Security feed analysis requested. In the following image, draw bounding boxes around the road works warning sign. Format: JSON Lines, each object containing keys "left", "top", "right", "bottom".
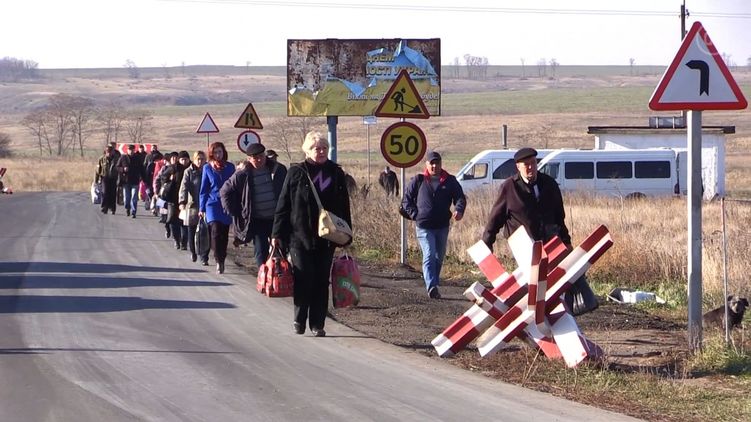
{"left": 650, "top": 21, "right": 747, "bottom": 111}
{"left": 374, "top": 69, "right": 430, "bottom": 119}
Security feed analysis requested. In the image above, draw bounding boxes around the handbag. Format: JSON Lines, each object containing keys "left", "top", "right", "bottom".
{"left": 260, "top": 246, "right": 294, "bottom": 298}
{"left": 305, "top": 172, "right": 352, "bottom": 246}
{"left": 330, "top": 252, "right": 361, "bottom": 308}
{"left": 195, "top": 215, "right": 210, "bottom": 256}
{"left": 91, "top": 181, "right": 102, "bottom": 204}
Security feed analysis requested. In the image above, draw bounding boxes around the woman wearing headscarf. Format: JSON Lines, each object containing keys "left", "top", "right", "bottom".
{"left": 271, "top": 131, "right": 352, "bottom": 337}
{"left": 199, "top": 142, "right": 235, "bottom": 274}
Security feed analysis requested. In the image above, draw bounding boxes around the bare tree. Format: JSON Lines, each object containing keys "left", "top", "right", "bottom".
{"left": 548, "top": 58, "right": 559, "bottom": 79}
{"left": 265, "top": 117, "right": 320, "bottom": 161}
{"left": 0, "top": 56, "right": 39, "bottom": 82}
{"left": 68, "top": 96, "right": 96, "bottom": 157}
{"left": 97, "top": 102, "right": 126, "bottom": 147}
{"left": 21, "top": 112, "right": 52, "bottom": 155}
{"left": 124, "top": 59, "right": 140, "bottom": 79}
{"left": 47, "top": 94, "right": 77, "bottom": 156}
{"left": 124, "top": 110, "right": 152, "bottom": 145}
{"left": 536, "top": 58, "right": 547, "bottom": 78}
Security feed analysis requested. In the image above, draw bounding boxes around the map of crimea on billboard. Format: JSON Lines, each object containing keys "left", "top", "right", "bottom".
{"left": 287, "top": 38, "right": 441, "bottom": 117}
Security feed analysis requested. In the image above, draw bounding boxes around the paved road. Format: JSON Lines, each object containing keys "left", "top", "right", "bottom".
{"left": 0, "top": 192, "right": 642, "bottom": 421}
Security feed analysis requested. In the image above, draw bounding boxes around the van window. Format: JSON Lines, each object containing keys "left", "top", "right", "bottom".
{"left": 540, "top": 162, "right": 559, "bottom": 179}
{"left": 635, "top": 161, "right": 671, "bottom": 178}
{"left": 564, "top": 162, "right": 593, "bottom": 179}
{"left": 492, "top": 159, "right": 517, "bottom": 179}
{"left": 462, "top": 162, "right": 487, "bottom": 180}
{"left": 597, "top": 161, "right": 632, "bottom": 179}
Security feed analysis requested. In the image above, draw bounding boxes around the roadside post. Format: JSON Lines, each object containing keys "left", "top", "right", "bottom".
{"left": 196, "top": 112, "right": 220, "bottom": 147}
{"left": 233, "top": 102, "right": 264, "bottom": 154}
{"left": 375, "top": 69, "right": 431, "bottom": 265}
{"left": 363, "top": 116, "right": 377, "bottom": 185}
{"left": 649, "top": 21, "right": 747, "bottom": 352}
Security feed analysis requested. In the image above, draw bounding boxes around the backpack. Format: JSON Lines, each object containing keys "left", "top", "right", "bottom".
{"left": 398, "top": 174, "right": 423, "bottom": 220}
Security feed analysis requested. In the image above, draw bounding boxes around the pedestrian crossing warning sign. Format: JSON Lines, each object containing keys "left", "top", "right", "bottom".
{"left": 234, "top": 102, "right": 264, "bottom": 129}
{"left": 374, "top": 69, "right": 430, "bottom": 119}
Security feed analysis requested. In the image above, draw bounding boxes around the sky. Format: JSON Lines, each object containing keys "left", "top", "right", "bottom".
{"left": 3, "top": 0, "right": 750, "bottom": 69}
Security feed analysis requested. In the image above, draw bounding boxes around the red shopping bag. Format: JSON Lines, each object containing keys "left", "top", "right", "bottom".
{"left": 260, "top": 247, "right": 294, "bottom": 298}
{"left": 330, "top": 252, "right": 361, "bottom": 308}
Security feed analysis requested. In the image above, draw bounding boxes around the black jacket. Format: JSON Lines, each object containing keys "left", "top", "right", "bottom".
{"left": 117, "top": 153, "right": 143, "bottom": 186}
{"left": 482, "top": 172, "right": 571, "bottom": 249}
{"left": 272, "top": 160, "right": 351, "bottom": 251}
{"left": 220, "top": 161, "right": 288, "bottom": 243}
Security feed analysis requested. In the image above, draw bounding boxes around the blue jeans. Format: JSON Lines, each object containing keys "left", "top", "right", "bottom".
{"left": 123, "top": 183, "right": 139, "bottom": 214}
{"left": 415, "top": 225, "right": 449, "bottom": 291}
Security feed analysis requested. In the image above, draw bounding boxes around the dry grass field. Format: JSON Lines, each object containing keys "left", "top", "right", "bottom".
{"left": 2, "top": 66, "right": 751, "bottom": 421}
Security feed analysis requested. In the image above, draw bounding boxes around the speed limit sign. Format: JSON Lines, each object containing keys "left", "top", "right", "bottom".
{"left": 380, "top": 122, "right": 427, "bottom": 168}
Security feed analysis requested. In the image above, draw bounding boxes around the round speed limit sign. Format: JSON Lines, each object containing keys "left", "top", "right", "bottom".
{"left": 380, "top": 122, "right": 427, "bottom": 168}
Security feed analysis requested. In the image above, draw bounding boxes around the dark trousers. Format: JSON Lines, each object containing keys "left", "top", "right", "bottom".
{"left": 290, "top": 246, "right": 334, "bottom": 330}
{"left": 170, "top": 222, "right": 187, "bottom": 247}
{"left": 209, "top": 221, "right": 230, "bottom": 264}
{"left": 100, "top": 177, "right": 117, "bottom": 212}
{"left": 251, "top": 218, "right": 274, "bottom": 267}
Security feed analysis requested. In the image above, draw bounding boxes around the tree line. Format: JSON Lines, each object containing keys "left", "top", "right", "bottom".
{"left": 20, "top": 94, "right": 152, "bottom": 157}
{"left": 0, "top": 57, "right": 40, "bottom": 82}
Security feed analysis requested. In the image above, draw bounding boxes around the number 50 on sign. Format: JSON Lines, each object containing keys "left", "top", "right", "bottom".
{"left": 380, "top": 122, "right": 427, "bottom": 168}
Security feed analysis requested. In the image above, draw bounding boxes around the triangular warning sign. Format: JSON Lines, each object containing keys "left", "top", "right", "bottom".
{"left": 234, "top": 102, "right": 264, "bottom": 129}
{"left": 650, "top": 21, "right": 747, "bottom": 111}
{"left": 374, "top": 69, "right": 430, "bottom": 119}
{"left": 196, "top": 112, "right": 220, "bottom": 133}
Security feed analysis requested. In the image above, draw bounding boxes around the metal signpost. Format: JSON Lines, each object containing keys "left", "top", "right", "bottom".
{"left": 375, "top": 70, "right": 430, "bottom": 265}
{"left": 649, "top": 21, "right": 747, "bottom": 352}
{"left": 363, "top": 116, "right": 377, "bottom": 185}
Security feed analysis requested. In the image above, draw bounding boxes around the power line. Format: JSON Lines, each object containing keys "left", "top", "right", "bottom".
{"left": 158, "top": 0, "right": 679, "bottom": 16}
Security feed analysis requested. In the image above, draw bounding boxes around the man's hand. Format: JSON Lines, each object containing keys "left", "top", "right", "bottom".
{"left": 271, "top": 238, "right": 283, "bottom": 249}
{"left": 453, "top": 211, "right": 464, "bottom": 221}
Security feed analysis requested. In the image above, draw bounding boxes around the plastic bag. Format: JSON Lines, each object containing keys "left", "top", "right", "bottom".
{"left": 330, "top": 252, "right": 361, "bottom": 308}
{"left": 91, "top": 181, "right": 102, "bottom": 204}
{"left": 195, "top": 216, "right": 210, "bottom": 257}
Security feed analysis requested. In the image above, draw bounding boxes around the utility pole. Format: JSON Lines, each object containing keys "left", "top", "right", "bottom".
{"left": 680, "top": 1, "right": 689, "bottom": 120}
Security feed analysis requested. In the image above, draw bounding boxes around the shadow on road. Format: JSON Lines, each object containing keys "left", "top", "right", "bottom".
{"left": 0, "top": 295, "right": 236, "bottom": 313}
{"left": 0, "top": 262, "right": 205, "bottom": 274}
{"left": 0, "top": 275, "right": 232, "bottom": 289}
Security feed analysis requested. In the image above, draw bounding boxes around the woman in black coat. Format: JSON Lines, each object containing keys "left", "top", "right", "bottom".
{"left": 271, "top": 131, "right": 352, "bottom": 337}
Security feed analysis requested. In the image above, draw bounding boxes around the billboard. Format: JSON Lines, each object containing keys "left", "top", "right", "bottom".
{"left": 287, "top": 38, "right": 441, "bottom": 117}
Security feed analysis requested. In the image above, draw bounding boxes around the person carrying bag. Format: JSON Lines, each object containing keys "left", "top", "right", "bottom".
{"left": 305, "top": 172, "right": 352, "bottom": 246}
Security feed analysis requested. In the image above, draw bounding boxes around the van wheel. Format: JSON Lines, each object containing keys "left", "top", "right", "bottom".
{"left": 625, "top": 192, "right": 646, "bottom": 200}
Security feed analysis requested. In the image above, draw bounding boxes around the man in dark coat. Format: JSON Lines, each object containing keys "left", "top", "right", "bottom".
{"left": 220, "top": 143, "right": 288, "bottom": 269}
{"left": 96, "top": 145, "right": 119, "bottom": 214}
{"left": 117, "top": 144, "right": 144, "bottom": 218}
{"left": 378, "top": 166, "right": 399, "bottom": 196}
{"left": 482, "top": 147, "right": 597, "bottom": 316}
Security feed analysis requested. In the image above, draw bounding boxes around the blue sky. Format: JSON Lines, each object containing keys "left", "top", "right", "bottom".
{"left": 3, "top": 0, "right": 750, "bottom": 69}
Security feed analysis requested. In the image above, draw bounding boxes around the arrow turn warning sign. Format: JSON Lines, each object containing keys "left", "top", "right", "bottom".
{"left": 649, "top": 21, "right": 747, "bottom": 111}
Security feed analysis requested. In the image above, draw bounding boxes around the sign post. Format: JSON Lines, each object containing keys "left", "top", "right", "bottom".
{"left": 196, "top": 112, "right": 220, "bottom": 147}
{"left": 363, "top": 116, "right": 377, "bottom": 185}
{"left": 649, "top": 21, "right": 747, "bottom": 352}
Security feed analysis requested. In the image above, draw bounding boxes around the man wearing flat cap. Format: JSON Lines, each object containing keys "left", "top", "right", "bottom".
{"left": 482, "top": 147, "right": 598, "bottom": 315}
{"left": 401, "top": 151, "right": 466, "bottom": 299}
{"left": 221, "top": 142, "right": 288, "bottom": 271}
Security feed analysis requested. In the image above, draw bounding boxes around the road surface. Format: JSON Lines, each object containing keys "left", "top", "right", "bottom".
{"left": 0, "top": 192, "right": 641, "bottom": 421}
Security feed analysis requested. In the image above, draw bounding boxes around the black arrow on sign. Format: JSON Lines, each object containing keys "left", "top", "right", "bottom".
{"left": 686, "top": 60, "right": 709, "bottom": 96}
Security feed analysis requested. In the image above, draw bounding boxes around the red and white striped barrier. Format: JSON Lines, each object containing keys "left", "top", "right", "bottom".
{"left": 432, "top": 225, "right": 612, "bottom": 367}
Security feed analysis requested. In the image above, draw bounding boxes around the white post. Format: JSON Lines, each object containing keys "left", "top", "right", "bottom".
{"left": 721, "top": 196, "right": 730, "bottom": 345}
{"left": 687, "top": 110, "right": 703, "bottom": 353}
{"left": 367, "top": 124, "right": 371, "bottom": 186}
{"left": 400, "top": 167, "right": 407, "bottom": 265}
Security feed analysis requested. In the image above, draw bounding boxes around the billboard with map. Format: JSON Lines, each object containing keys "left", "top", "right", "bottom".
{"left": 287, "top": 38, "right": 441, "bottom": 117}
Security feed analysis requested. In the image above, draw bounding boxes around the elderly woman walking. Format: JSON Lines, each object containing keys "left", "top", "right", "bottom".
{"left": 271, "top": 131, "right": 352, "bottom": 337}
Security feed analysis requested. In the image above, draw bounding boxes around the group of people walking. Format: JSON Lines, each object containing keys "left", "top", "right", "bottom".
{"left": 94, "top": 131, "right": 353, "bottom": 337}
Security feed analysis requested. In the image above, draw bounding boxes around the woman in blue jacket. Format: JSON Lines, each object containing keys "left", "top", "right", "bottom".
{"left": 199, "top": 142, "right": 235, "bottom": 274}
